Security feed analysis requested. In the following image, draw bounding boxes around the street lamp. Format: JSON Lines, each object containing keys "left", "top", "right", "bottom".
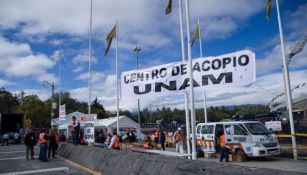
{"left": 133, "top": 45, "right": 141, "bottom": 134}
{"left": 43, "top": 81, "right": 55, "bottom": 129}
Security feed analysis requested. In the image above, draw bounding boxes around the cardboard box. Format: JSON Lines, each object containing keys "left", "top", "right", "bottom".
{"left": 232, "top": 154, "right": 247, "bottom": 162}
{"left": 204, "top": 152, "right": 216, "bottom": 158}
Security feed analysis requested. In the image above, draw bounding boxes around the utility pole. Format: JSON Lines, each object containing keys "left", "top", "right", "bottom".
{"left": 43, "top": 81, "right": 55, "bottom": 129}
{"left": 134, "top": 45, "right": 141, "bottom": 137}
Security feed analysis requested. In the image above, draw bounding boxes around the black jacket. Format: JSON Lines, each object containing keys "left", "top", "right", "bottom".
{"left": 25, "top": 132, "right": 37, "bottom": 146}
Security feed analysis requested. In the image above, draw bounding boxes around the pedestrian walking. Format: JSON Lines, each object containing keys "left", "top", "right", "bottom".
{"left": 219, "top": 130, "right": 229, "bottom": 162}
{"left": 14, "top": 132, "right": 19, "bottom": 144}
{"left": 48, "top": 130, "right": 57, "bottom": 159}
{"left": 159, "top": 130, "right": 166, "bottom": 151}
{"left": 173, "top": 127, "right": 184, "bottom": 153}
{"left": 2, "top": 133, "right": 10, "bottom": 146}
{"left": 25, "top": 128, "right": 37, "bottom": 160}
{"left": 108, "top": 131, "right": 120, "bottom": 150}
{"left": 39, "top": 129, "right": 48, "bottom": 162}
{"left": 70, "top": 116, "right": 80, "bottom": 145}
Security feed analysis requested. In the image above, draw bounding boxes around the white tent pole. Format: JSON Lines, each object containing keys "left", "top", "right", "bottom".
{"left": 116, "top": 19, "right": 120, "bottom": 134}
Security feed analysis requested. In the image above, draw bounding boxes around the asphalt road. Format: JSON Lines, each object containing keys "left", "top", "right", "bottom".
{"left": 0, "top": 144, "right": 91, "bottom": 175}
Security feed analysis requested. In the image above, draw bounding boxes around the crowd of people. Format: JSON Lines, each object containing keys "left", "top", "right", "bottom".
{"left": 1, "top": 132, "right": 22, "bottom": 146}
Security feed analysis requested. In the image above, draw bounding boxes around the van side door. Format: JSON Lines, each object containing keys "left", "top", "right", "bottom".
{"left": 224, "top": 124, "right": 249, "bottom": 150}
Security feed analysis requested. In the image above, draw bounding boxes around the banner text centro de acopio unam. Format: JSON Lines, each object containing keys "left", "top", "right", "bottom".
{"left": 121, "top": 50, "right": 256, "bottom": 99}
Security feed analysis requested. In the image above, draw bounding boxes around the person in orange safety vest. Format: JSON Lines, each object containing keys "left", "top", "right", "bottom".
{"left": 173, "top": 127, "right": 184, "bottom": 153}
{"left": 108, "top": 131, "right": 120, "bottom": 150}
{"left": 143, "top": 135, "right": 153, "bottom": 149}
{"left": 219, "top": 130, "right": 229, "bottom": 162}
{"left": 39, "top": 129, "right": 48, "bottom": 162}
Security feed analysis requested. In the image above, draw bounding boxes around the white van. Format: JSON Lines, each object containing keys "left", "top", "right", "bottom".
{"left": 196, "top": 121, "right": 280, "bottom": 157}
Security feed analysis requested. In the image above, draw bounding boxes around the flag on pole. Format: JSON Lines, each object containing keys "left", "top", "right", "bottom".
{"left": 266, "top": 0, "right": 272, "bottom": 21}
{"left": 286, "top": 35, "right": 307, "bottom": 64}
{"left": 165, "top": 0, "right": 173, "bottom": 14}
{"left": 191, "top": 24, "right": 200, "bottom": 47}
{"left": 105, "top": 25, "right": 117, "bottom": 56}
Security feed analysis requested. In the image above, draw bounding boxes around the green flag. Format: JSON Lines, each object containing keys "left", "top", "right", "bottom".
{"left": 105, "top": 25, "right": 116, "bottom": 56}
{"left": 165, "top": 0, "right": 172, "bottom": 14}
{"left": 266, "top": 0, "right": 272, "bottom": 21}
{"left": 191, "top": 24, "right": 200, "bottom": 47}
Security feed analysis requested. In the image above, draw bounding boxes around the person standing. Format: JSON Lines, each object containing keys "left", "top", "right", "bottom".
{"left": 173, "top": 127, "right": 184, "bottom": 153}
{"left": 219, "top": 130, "right": 229, "bottom": 162}
{"left": 159, "top": 130, "right": 166, "bottom": 151}
{"left": 154, "top": 130, "right": 160, "bottom": 144}
{"left": 108, "top": 131, "right": 120, "bottom": 150}
{"left": 39, "top": 129, "right": 48, "bottom": 162}
{"left": 25, "top": 128, "right": 37, "bottom": 160}
{"left": 48, "top": 130, "right": 57, "bottom": 159}
{"left": 70, "top": 116, "right": 80, "bottom": 145}
{"left": 2, "top": 133, "right": 10, "bottom": 146}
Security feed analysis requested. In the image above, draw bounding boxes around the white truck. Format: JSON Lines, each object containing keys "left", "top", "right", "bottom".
{"left": 196, "top": 121, "right": 280, "bottom": 157}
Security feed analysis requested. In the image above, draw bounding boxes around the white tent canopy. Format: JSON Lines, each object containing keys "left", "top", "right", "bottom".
{"left": 53, "top": 111, "right": 140, "bottom": 137}
{"left": 96, "top": 116, "right": 140, "bottom": 134}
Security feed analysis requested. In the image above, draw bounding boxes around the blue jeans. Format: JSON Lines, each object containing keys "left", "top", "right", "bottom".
{"left": 39, "top": 144, "right": 48, "bottom": 161}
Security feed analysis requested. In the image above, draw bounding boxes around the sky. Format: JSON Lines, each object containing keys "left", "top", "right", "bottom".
{"left": 0, "top": 0, "right": 307, "bottom": 113}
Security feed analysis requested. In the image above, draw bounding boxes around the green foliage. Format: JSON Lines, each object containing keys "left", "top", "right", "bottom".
{"left": 0, "top": 88, "right": 20, "bottom": 113}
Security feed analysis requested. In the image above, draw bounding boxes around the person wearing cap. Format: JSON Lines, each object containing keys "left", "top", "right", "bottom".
{"left": 173, "top": 127, "right": 184, "bottom": 153}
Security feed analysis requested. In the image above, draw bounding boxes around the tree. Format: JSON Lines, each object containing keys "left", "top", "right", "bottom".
{"left": 16, "top": 95, "right": 50, "bottom": 127}
{"left": 91, "top": 97, "right": 108, "bottom": 119}
{"left": 0, "top": 88, "right": 20, "bottom": 113}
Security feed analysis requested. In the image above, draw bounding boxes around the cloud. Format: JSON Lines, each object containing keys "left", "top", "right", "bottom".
{"left": 72, "top": 66, "right": 84, "bottom": 73}
{"left": 0, "top": 79, "right": 13, "bottom": 87}
{"left": 75, "top": 71, "right": 105, "bottom": 84}
{"left": 72, "top": 53, "right": 97, "bottom": 65}
{"left": 0, "top": 0, "right": 266, "bottom": 52}
{"left": 0, "top": 36, "right": 57, "bottom": 84}
{"left": 257, "top": 41, "right": 307, "bottom": 75}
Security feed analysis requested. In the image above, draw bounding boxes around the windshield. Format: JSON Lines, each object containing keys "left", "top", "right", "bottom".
{"left": 244, "top": 123, "right": 272, "bottom": 135}
{"left": 201, "top": 125, "right": 214, "bottom": 134}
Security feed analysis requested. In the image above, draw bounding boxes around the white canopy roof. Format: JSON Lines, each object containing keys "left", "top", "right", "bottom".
{"left": 96, "top": 116, "right": 140, "bottom": 130}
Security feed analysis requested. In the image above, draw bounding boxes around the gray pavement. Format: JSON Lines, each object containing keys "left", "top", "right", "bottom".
{"left": 200, "top": 156, "right": 307, "bottom": 174}
{"left": 0, "top": 144, "right": 91, "bottom": 175}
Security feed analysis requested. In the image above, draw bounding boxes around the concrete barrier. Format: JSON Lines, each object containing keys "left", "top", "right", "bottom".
{"left": 57, "top": 143, "right": 305, "bottom": 175}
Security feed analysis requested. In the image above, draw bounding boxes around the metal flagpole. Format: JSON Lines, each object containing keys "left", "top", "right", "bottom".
{"left": 88, "top": 0, "right": 93, "bottom": 114}
{"left": 178, "top": 0, "right": 191, "bottom": 158}
{"left": 58, "top": 41, "right": 61, "bottom": 133}
{"left": 116, "top": 19, "right": 120, "bottom": 134}
{"left": 197, "top": 18, "right": 208, "bottom": 123}
{"left": 275, "top": 0, "right": 297, "bottom": 159}
{"left": 185, "top": 0, "right": 197, "bottom": 160}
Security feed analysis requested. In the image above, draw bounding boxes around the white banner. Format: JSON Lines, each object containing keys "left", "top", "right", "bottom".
{"left": 59, "top": 104, "right": 66, "bottom": 119}
{"left": 84, "top": 120, "right": 95, "bottom": 143}
{"left": 265, "top": 121, "right": 282, "bottom": 131}
{"left": 121, "top": 50, "right": 256, "bottom": 99}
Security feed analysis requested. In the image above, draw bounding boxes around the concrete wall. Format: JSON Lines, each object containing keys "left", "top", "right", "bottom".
{"left": 57, "top": 143, "right": 304, "bottom": 175}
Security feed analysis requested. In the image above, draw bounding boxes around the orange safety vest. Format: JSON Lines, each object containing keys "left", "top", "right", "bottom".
{"left": 176, "top": 132, "right": 183, "bottom": 142}
{"left": 220, "top": 134, "right": 226, "bottom": 147}
{"left": 113, "top": 135, "right": 120, "bottom": 149}
{"left": 154, "top": 131, "right": 160, "bottom": 138}
{"left": 143, "top": 142, "right": 150, "bottom": 149}
{"left": 39, "top": 133, "right": 47, "bottom": 144}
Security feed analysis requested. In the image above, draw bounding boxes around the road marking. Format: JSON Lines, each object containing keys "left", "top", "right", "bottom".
{"left": 0, "top": 151, "right": 26, "bottom": 154}
{"left": 0, "top": 156, "right": 38, "bottom": 161}
{"left": 0, "top": 167, "right": 69, "bottom": 175}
